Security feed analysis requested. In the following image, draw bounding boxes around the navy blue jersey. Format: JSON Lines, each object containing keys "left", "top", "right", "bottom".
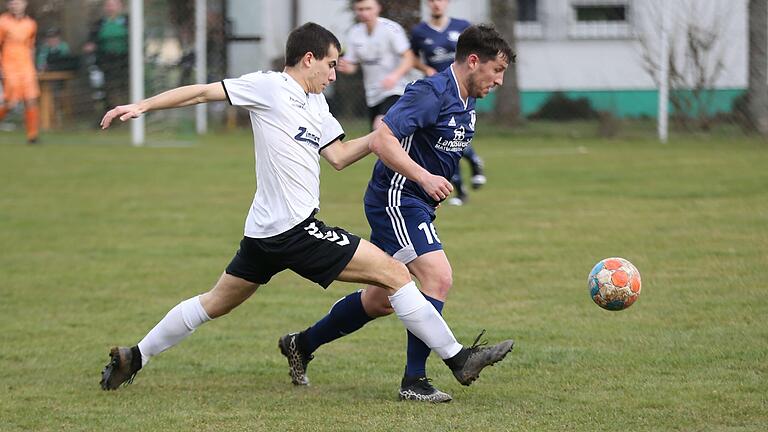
{"left": 410, "top": 18, "right": 471, "bottom": 72}
{"left": 364, "top": 66, "right": 477, "bottom": 211}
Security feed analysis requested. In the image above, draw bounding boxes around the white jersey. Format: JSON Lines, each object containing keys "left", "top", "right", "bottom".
{"left": 222, "top": 71, "right": 345, "bottom": 238}
{"left": 344, "top": 17, "right": 411, "bottom": 107}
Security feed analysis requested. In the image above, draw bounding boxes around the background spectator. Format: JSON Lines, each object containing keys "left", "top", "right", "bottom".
{"left": 83, "top": 0, "right": 128, "bottom": 109}
{"left": 36, "top": 27, "right": 73, "bottom": 71}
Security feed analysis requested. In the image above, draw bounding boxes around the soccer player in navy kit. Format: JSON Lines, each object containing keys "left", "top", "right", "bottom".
{"left": 410, "top": 0, "right": 486, "bottom": 206}
{"left": 97, "top": 22, "right": 513, "bottom": 393}
{"left": 280, "top": 25, "right": 514, "bottom": 402}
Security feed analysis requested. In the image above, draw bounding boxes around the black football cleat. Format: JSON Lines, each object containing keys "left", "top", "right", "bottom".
{"left": 398, "top": 375, "right": 452, "bottom": 403}
{"left": 100, "top": 346, "right": 142, "bottom": 390}
{"left": 471, "top": 174, "right": 487, "bottom": 189}
{"left": 448, "top": 330, "right": 514, "bottom": 386}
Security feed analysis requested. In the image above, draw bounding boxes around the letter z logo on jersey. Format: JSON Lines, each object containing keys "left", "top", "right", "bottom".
{"left": 294, "top": 127, "right": 320, "bottom": 149}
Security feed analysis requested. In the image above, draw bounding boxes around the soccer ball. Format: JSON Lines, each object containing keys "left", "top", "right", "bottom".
{"left": 588, "top": 257, "right": 641, "bottom": 311}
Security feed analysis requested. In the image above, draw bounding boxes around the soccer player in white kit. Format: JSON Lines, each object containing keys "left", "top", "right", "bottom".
{"left": 98, "top": 22, "right": 513, "bottom": 393}
{"left": 337, "top": 0, "right": 415, "bottom": 130}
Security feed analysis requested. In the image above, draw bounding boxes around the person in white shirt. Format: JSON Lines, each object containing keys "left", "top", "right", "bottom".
{"left": 337, "top": 0, "right": 415, "bottom": 130}
{"left": 97, "top": 22, "right": 513, "bottom": 393}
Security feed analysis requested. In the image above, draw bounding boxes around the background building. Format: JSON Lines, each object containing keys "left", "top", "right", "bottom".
{"left": 228, "top": 0, "right": 748, "bottom": 118}
{"left": 14, "top": 0, "right": 755, "bottom": 134}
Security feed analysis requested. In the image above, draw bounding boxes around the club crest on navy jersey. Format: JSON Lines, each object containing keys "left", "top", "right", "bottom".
{"left": 436, "top": 124, "right": 472, "bottom": 153}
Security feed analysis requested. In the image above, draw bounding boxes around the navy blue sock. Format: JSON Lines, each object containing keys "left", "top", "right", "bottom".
{"left": 303, "top": 291, "right": 373, "bottom": 355}
{"left": 404, "top": 294, "right": 444, "bottom": 378}
{"left": 463, "top": 144, "right": 483, "bottom": 175}
{"left": 451, "top": 170, "right": 466, "bottom": 198}
{"left": 463, "top": 143, "right": 477, "bottom": 161}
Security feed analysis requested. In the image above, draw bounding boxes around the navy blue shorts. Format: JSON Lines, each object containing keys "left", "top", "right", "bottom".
{"left": 364, "top": 204, "right": 442, "bottom": 264}
{"left": 226, "top": 213, "right": 361, "bottom": 288}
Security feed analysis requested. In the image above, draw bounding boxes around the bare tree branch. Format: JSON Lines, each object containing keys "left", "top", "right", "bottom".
{"left": 636, "top": 0, "right": 732, "bottom": 130}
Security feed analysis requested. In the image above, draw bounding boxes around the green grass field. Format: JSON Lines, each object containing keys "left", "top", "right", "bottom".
{"left": 1, "top": 123, "right": 766, "bottom": 431}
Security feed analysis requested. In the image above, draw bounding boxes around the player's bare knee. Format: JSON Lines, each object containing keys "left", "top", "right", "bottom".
{"left": 425, "top": 272, "right": 453, "bottom": 298}
{"left": 368, "top": 302, "right": 394, "bottom": 317}
{"left": 361, "top": 288, "right": 394, "bottom": 317}
{"left": 381, "top": 259, "right": 411, "bottom": 291}
{"left": 363, "top": 299, "right": 393, "bottom": 317}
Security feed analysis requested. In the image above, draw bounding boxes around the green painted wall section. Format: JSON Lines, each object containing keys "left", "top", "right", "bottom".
{"left": 476, "top": 88, "right": 746, "bottom": 118}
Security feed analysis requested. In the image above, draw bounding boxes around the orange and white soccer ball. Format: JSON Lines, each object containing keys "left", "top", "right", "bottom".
{"left": 588, "top": 257, "right": 642, "bottom": 310}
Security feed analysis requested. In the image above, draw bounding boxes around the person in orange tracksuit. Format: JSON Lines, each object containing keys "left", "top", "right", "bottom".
{"left": 0, "top": 0, "right": 39, "bottom": 143}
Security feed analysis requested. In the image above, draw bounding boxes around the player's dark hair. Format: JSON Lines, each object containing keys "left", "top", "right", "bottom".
{"left": 285, "top": 22, "right": 341, "bottom": 67}
{"left": 455, "top": 24, "right": 515, "bottom": 64}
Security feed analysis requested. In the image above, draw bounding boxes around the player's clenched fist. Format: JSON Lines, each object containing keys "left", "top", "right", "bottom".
{"left": 418, "top": 173, "right": 453, "bottom": 202}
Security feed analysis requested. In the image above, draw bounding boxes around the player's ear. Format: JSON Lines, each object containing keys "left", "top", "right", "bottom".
{"left": 467, "top": 53, "right": 480, "bottom": 70}
{"left": 303, "top": 51, "right": 315, "bottom": 68}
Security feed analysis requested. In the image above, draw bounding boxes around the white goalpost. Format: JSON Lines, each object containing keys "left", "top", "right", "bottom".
{"left": 657, "top": 3, "right": 670, "bottom": 144}
{"left": 195, "top": 0, "right": 208, "bottom": 135}
{"left": 129, "top": 0, "right": 144, "bottom": 146}
{"left": 129, "top": 0, "right": 208, "bottom": 146}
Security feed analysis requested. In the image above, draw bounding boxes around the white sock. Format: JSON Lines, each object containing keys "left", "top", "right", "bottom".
{"left": 136, "top": 295, "right": 211, "bottom": 367}
{"left": 388, "top": 281, "right": 463, "bottom": 359}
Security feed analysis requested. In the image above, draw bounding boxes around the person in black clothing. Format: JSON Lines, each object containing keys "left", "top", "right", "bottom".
{"left": 83, "top": 0, "right": 128, "bottom": 109}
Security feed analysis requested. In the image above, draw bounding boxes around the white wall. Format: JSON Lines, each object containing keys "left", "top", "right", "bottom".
{"left": 516, "top": 0, "right": 747, "bottom": 91}
{"left": 298, "top": 0, "right": 355, "bottom": 44}
{"left": 227, "top": 0, "right": 271, "bottom": 76}
{"left": 228, "top": 0, "right": 353, "bottom": 74}
{"left": 420, "top": 0, "right": 490, "bottom": 26}
{"left": 517, "top": 39, "right": 654, "bottom": 90}
{"left": 227, "top": 0, "right": 749, "bottom": 90}
{"left": 630, "top": 0, "right": 747, "bottom": 89}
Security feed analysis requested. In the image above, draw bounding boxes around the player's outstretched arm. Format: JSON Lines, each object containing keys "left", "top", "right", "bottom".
{"left": 369, "top": 123, "right": 453, "bottom": 202}
{"left": 320, "top": 131, "right": 375, "bottom": 171}
{"left": 413, "top": 57, "right": 437, "bottom": 77}
{"left": 382, "top": 50, "right": 415, "bottom": 90}
{"left": 100, "top": 82, "right": 226, "bottom": 129}
{"left": 336, "top": 58, "right": 358, "bottom": 75}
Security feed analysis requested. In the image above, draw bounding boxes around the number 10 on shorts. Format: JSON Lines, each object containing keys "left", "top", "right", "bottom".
{"left": 417, "top": 222, "right": 441, "bottom": 244}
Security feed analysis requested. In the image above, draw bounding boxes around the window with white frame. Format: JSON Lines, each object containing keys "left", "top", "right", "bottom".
{"left": 516, "top": 0, "right": 543, "bottom": 39}
{"left": 569, "top": 0, "right": 633, "bottom": 39}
